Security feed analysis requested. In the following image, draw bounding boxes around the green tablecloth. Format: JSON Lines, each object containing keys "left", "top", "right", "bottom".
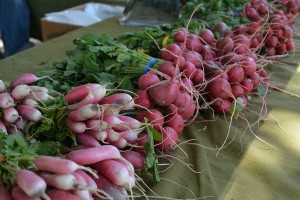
{"left": 1, "top": 17, "right": 300, "bottom": 200}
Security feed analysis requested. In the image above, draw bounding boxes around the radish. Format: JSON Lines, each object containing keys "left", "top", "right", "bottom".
{"left": 25, "top": 91, "right": 52, "bottom": 102}
{"left": 212, "top": 69, "right": 229, "bottom": 80}
{"left": 241, "top": 56, "right": 257, "bottom": 76}
{"left": 68, "top": 90, "right": 95, "bottom": 111}
{"left": 11, "top": 186, "right": 38, "bottom": 200}
{"left": 250, "top": 72, "right": 261, "bottom": 89}
{"left": 10, "top": 84, "right": 31, "bottom": 101}
{"left": 265, "top": 35, "right": 278, "bottom": 47}
{"left": 65, "top": 117, "right": 86, "bottom": 134}
{"left": 88, "top": 129, "right": 108, "bottom": 142}
{"left": 34, "top": 156, "right": 98, "bottom": 177}
{"left": 14, "top": 118, "right": 29, "bottom": 130}
{"left": 138, "top": 73, "right": 160, "bottom": 90}
{"left": 121, "top": 128, "right": 144, "bottom": 143}
{"left": 10, "top": 73, "right": 39, "bottom": 90}
{"left": 93, "top": 159, "right": 131, "bottom": 188}
{"left": 241, "top": 78, "right": 254, "bottom": 94}
{"left": 16, "top": 105, "right": 42, "bottom": 122}
{"left": 182, "top": 52, "right": 200, "bottom": 66}
{"left": 75, "top": 169, "right": 98, "bottom": 193}
{"left": 91, "top": 85, "right": 107, "bottom": 103}
{"left": 76, "top": 133, "right": 101, "bottom": 147}
{"left": 21, "top": 98, "right": 39, "bottom": 108}
{"left": 65, "top": 83, "right": 100, "bottom": 103}
{"left": 181, "top": 61, "right": 197, "bottom": 79}
{"left": 99, "top": 93, "right": 135, "bottom": 111}
{"left": 178, "top": 101, "right": 196, "bottom": 120}
{"left": 186, "top": 34, "right": 202, "bottom": 52}
{"left": 148, "top": 79, "right": 180, "bottom": 107}
{"left": 105, "top": 129, "right": 121, "bottom": 143}
{"left": 208, "top": 78, "right": 232, "bottom": 99}
{"left": 211, "top": 98, "right": 232, "bottom": 114}
{"left": 6, "top": 126, "right": 24, "bottom": 136}
{"left": 180, "top": 77, "right": 194, "bottom": 92}
{"left": 117, "top": 115, "right": 143, "bottom": 130}
{"left": 16, "top": 169, "right": 49, "bottom": 199}
{"left": 156, "top": 127, "right": 179, "bottom": 150}
{"left": 3, "top": 107, "right": 19, "bottom": 123}
{"left": 192, "top": 69, "right": 205, "bottom": 84}
{"left": 0, "top": 80, "right": 6, "bottom": 93}
{"left": 164, "top": 113, "right": 184, "bottom": 134}
{"left": 198, "top": 29, "right": 215, "bottom": 45}
{"left": 67, "top": 146, "right": 121, "bottom": 165}
{"left": 134, "top": 90, "right": 152, "bottom": 109}
{"left": 227, "top": 65, "right": 245, "bottom": 83}
{"left": 68, "top": 104, "right": 99, "bottom": 122}
{"left": 85, "top": 119, "right": 109, "bottom": 131}
{"left": 214, "top": 22, "right": 228, "bottom": 35}
{"left": 0, "top": 186, "right": 12, "bottom": 200}
{"left": 28, "top": 86, "right": 48, "bottom": 93}
{"left": 172, "top": 91, "right": 193, "bottom": 109}
{"left": 121, "top": 151, "right": 145, "bottom": 170}
{"left": 231, "top": 84, "right": 245, "bottom": 98}
{"left": 276, "top": 43, "right": 287, "bottom": 55}
{"left": 160, "top": 43, "right": 182, "bottom": 62}
{"left": 71, "top": 172, "right": 90, "bottom": 200}
{"left": 110, "top": 137, "right": 128, "bottom": 149}
{"left": 47, "top": 189, "right": 80, "bottom": 200}
{"left": 136, "top": 109, "right": 164, "bottom": 131}
{"left": 0, "top": 93, "right": 15, "bottom": 108}
{"left": 217, "top": 36, "right": 234, "bottom": 52}
{"left": 158, "top": 61, "right": 180, "bottom": 78}
{"left": 103, "top": 115, "right": 124, "bottom": 131}
{"left": 173, "top": 28, "right": 188, "bottom": 43}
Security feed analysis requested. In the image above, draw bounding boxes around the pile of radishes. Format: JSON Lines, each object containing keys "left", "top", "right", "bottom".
{"left": 0, "top": 74, "right": 54, "bottom": 136}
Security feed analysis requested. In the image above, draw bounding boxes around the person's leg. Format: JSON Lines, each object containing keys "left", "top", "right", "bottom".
{"left": 0, "top": 0, "right": 30, "bottom": 57}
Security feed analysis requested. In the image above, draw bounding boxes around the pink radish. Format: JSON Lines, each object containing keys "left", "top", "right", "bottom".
{"left": 68, "top": 104, "right": 99, "bottom": 121}
{"left": 136, "top": 109, "right": 164, "bottom": 131}
{"left": 208, "top": 78, "right": 232, "bottom": 99}
{"left": 6, "top": 126, "right": 24, "bottom": 136}
{"left": 134, "top": 90, "right": 152, "bottom": 109}
{"left": 14, "top": 118, "right": 29, "bottom": 130}
{"left": 75, "top": 170, "right": 98, "bottom": 192}
{"left": 65, "top": 117, "right": 86, "bottom": 134}
{"left": 88, "top": 129, "right": 108, "bottom": 142}
{"left": 110, "top": 137, "right": 128, "bottom": 149}
{"left": 148, "top": 79, "right": 180, "bottom": 107}
{"left": 156, "top": 127, "right": 179, "bottom": 150}
{"left": 121, "top": 128, "right": 144, "bottom": 143}
{"left": 76, "top": 133, "right": 101, "bottom": 147}
{"left": 85, "top": 119, "right": 109, "bottom": 131}
{"left": 68, "top": 90, "right": 95, "bottom": 111}
{"left": 25, "top": 91, "right": 52, "bottom": 102}
{"left": 0, "top": 93, "right": 15, "bottom": 108}
{"left": 0, "top": 80, "right": 6, "bottom": 93}
{"left": 91, "top": 85, "right": 107, "bottom": 103}
{"left": 65, "top": 83, "right": 100, "bottom": 103}
{"left": 164, "top": 113, "right": 184, "bottom": 134}
{"left": 138, "top": 73, "right": 160, "bottom": 90}
{"left": 3, "top": 107, "right": 19, "bottom": 123}
{"left": 11, "top": 186, "right": 38, "bottom": 200}
{"left": 10, "top": 84, "right": 31, "bottom": 101}
{"left": 21, "top": 98, "right": 39, "bottom": 108}
{"left": 0, "top": 119, "right": 8, "bottom": 133}
{"left": 104, "top": 129, "right": 121, "bottom": 143}
{"left": 121, "top": 151, "right": 145, "bottom": 170}
{"left": 10, "top": 73, "right": 39, "bottom": 90}
{"left": 47, "top": 189, "right": 80, "bottom": 200}
{"left": 28, "top": 86, "right": 48, "bottom": 93}
{"left": 67, "top": 145, "right": 121, "bottom": 165}
{"left": 71, "top": 172, "right": 90, "bottom": 200}
{"left": 117, "top": 115, "right": 143, "bottom": 130}
{"left": 0, "top": 186, "right": 13, "bottom": 200}
{"left": 16, "top": 105, "right": 41, "bottom": 122}
{"left": 103, "top": 115, "right": 124, "bottom": 130}
{"left": 93, "top": 159, "right": 130, "bottom": 188}
{"left": 16, "top": 169, "right": 49, "bottom": 199}
{"left": 99, "top": 93, "right": 135, "bottom": 111}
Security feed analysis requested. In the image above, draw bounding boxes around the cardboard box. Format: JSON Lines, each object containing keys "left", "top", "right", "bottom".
{"left": 41, "top": 3, "right": 124, "bottom": 41}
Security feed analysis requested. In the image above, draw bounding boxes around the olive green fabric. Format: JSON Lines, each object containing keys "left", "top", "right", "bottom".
{"left": 1, "top": 17, "right": 300, "bottom": 200}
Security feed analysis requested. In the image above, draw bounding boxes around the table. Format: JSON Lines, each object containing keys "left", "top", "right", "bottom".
{"left": 1, "top": 17, "right": 300, "bottom": 200}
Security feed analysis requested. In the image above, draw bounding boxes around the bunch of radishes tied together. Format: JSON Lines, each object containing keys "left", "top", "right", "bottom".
{"left": 0, "top": 74, "right": 54, "bottom": 135}
{"left": 0, "top": 145, "right": 136, "bottom": 200}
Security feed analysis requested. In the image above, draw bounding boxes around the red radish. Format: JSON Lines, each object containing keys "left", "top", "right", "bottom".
{"left": 181, "top": 61, "right": 197, "bottom": 79}
{"left": 0, "top": 119, "right": 7, "bottom": 133}
{"left": 208, "top": 78, "right": 232, "bottom": 99}
{"left": 99, "top": 93, "right": 134, "bottom": 111}
{"left": 286, "top": 39, "right": 295, "bottom": 51}
{"left": 265, "top": 35, "right": 278, "bottom": 47}
{"left": 227, "top": 65, "right": 245, "bottom": 83}
{"left": 241, "top": 78, "right": 254, "bottom": 94}
{"left": 47, "top": 189, "right": 80, "bottom": 200}
{"left": 3, "top": 107, "right": 19, "bottom": 123}
{"left": 232, "top": 24, "right": 245, "bottom": 35}
{"left": 39, "top": 172, "right": 83, "bottom": 191}
{"left": 121, "top": 151, "right": 145, "bottom": 170}
{"left": 11, "top": 186, "right": 37, "bottom": 200}
{"left": 217, "top": 36, "right": 234, "bottom": 52}
{"left": 136, "top": 109, "right": 164, "bottom": 131}
{"left": 172, "top": 91, "right": 193, "bottom": 110}
{"left": 34, "top": 156, "right": 98, "bottom": 177}
{"left": 186, "top": 34, "right": 202, "bottom": 52}
{"left": 10, "top": 84, "right": 31, "bottom": 101}
{"left": 246, "top": 22, "right": 261, "bottom": 35}
{"left": 65, "top": 84, "right": 100, "bottom": 103}
{"left": 0, "top": 186, "right": 12, "bottom": 200}
{"left": 165, "top": 113, "right": 184, "bottom": 134}
{"left": 211, "top": 98, "right": 232, "bottom": 114}
{"left": 138, "top": 73, "right": 160, "bottom": 90}
{"left": 93, "top": 159, "right": 131, "bottom": 188}
{"left": 160, "top": 43, "right": 182, "bottom": 62}
{"left": 220, "top": 52, "right": 240, "bottom": 65}
{"left": 134, "top": 90, "right": 152, "bottom": 109}
{"left": 105, "top": 129, "right": 121, "bottom": 143}
{"left": 245, "top": 7, "right": 260, "bottom": 21}
{"left": 0, "top": 80, "right": 6, "bottom": 93}
{"left": 68, "top": 104, "right": 99, "bottom": 121}
{"left": 198, "top": 29, "right": 215, "bottom": 44}
{"left": 66, "top": 117, "right": 86, "bottom": 134}
{"left": 276, "top": 43, "right": 287, "bottom": 55}
{"left": 231, "top": 84, "right": 245, "bottom": 98}
{"left": 250, "top": 72, "right": 261, "bottom": 89}
{"left": 258, "top": 68, "right": 269, "bottom": 83}
{"left": 182, "top": 52, "right": 199, "bottom": 66}
{"left": 201, "top": 45, "right": 216, "bottom": 61}
{"left": 0, "top": 93, "right": 15, "bottom": 108}
{"left": 173, "top": 28, "right": 188, "bottom": 43}
{"left": 214, "top": 22, "right": 228, "bottom": 35}
{"left": 21, "top": 98, "right": 39, "bottom": 108}
{"left": 91, "top": 85, "right": 107, "bottom": 103}
{"left": 16, "top": 169, "right": 49, "bottom": 199}
{"left": 156, "top": 127, "right": 179, "bottom": 150}
{"left": 241, "top": 56, "right": 256, "bottom": 76}
{"left": 85, "top": 119, "right": 110, "bottom": 131}
{"left": 88, "top": 129, "right": 107, "bottom": 142}
{"left": 158, "top": 61, "right": 180, "bottom": 78}
{"left": 212, "top": 69, "right": 229, "bottom": 80}
{"left": 10, "top": 73, "right": 39, "bottom": 90}
{"left": 68, "top": 90, "right": 95, "bottom": 111}
{"left": 266, "top": 47, "right": 276, "bottom": 56}
{"left": 132, "top": 132, "right": 148, "bottom": 154}
{"left": 148, "top": 79, "right": 180, "bottom": 107}
{"left": 178, "top": 101, "right": 196, "bottom": 120}
{"left": 67, "top": 145, "right": 121, "bottom": 165}
{"left": 180, "top": 77, "right": 194, "bottom": 91}
{"left": 16, "top": 105, "right": 41, "bottom": 122}
{"left": 76, "top": 133, "right": 101, "bottom": 147}
{"left": 93, "top": 173, "right": 127, "bottom": 200}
